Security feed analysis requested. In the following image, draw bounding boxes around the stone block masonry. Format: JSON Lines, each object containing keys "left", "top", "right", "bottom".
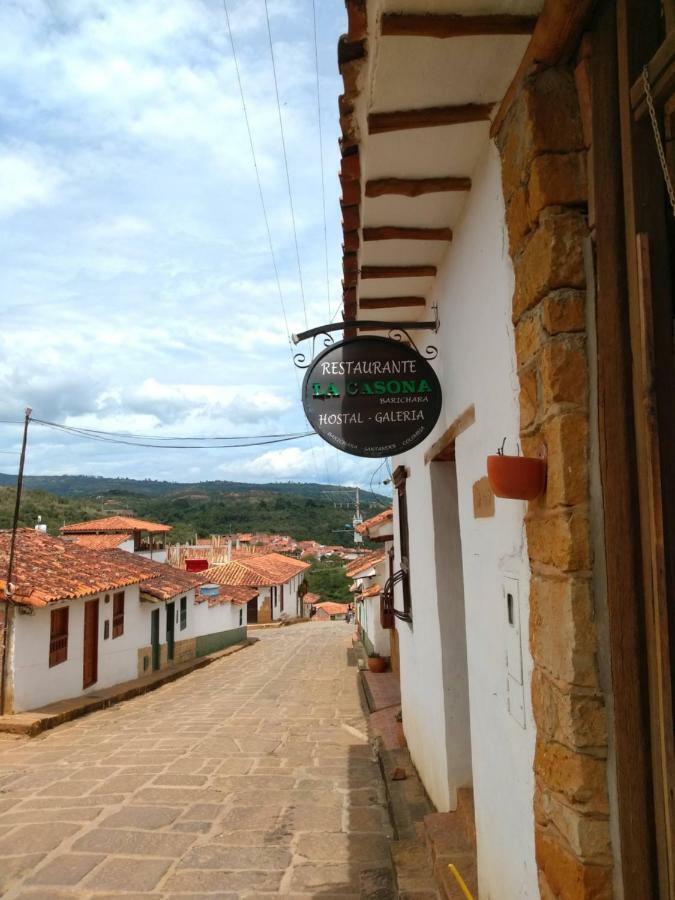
{"left": 496, "top": 66, "right": 613, "bottom": 898}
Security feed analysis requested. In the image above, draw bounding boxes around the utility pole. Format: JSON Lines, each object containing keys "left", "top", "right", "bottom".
{"left": 1, "top": 407, "right": 32, "bottom": 716}
{"left": 353, "top": 486, "right": 363, "bottom": 544}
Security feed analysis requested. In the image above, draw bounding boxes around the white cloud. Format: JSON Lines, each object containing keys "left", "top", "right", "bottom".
{"left": 0, "top": 0, "right": 349, "bottom": 483}
{"left": 0, "top": 148, "right": 64, "bottom": 218}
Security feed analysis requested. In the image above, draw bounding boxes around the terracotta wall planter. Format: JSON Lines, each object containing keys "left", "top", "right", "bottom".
{"left": 487, "top": 454, "right": 547, "bottom": 501}
{"left": 367, "top": 656, "right": 387, "bottom": 673}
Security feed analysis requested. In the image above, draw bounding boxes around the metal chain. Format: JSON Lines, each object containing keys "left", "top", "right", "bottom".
{"left": 642, "top": 65, "right": 675, "bottom": 217}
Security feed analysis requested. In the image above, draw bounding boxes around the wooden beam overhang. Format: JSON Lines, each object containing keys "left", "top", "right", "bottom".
{"left": 381, "top": 13, "right": 537, "bottom": 38}
{"left": 369, "top": 103, "right": 494, "bottom": 134}
{"left": 360, "top": 265, "right": 437, "bottom": 279}
{"left": 490, "top": 0, "right": 598, "bottom": 137}
{"left": 365, "top": 177, "right": 471, "bottom": 197}
{"left": 363, "top": 226, "right": 453, "bottom": 241}
{"left": 359, "top": 296, "right": 426, "bottom": 309}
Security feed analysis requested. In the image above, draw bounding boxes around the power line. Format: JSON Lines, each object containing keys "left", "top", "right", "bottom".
{"left": 311, "top": 0, "right": 331, "bottom": 323}
{"left": 2, "top": 417, "right": 314, "bottom": 450}
{"left": 263, "top": 0, "right": 308, "bottom": 330}
{"left": 221, "top": 0, "right": 293, "bottom": 348}
{"left": 220, "top": 0, "right": 323, "bottom": 487}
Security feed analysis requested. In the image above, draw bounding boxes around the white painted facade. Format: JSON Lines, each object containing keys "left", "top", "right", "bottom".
{"left": 391, "top": 144, "right": 538, "bottom": 898}
{"left": 10, "top": 580, "right": 249, "bottom": 713}
{"left": 263, "top": 572, "right": 304, "bottom": 620}
{"left": 191, "top": 595, "right": 244, "bottom": 636}
{"left": 12, "top": 584, "right": 149, "bottom": 712}
{"left": 353, "top": 558, "right": 390, "bottom": 658}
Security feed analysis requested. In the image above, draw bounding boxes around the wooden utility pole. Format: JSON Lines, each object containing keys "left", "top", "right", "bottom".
{"left": 1, "top": 407, "right": 32, "bottom": 716}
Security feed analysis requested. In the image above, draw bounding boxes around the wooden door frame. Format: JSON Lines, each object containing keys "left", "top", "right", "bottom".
{"left": 591, "top": 0, "right": 674, "bottom": 895}
{"left": 150, "top": 608, "right": 160, "bottom": 671}
{"left": 82, "top": 598, "right": 99, "bottom": 690}
{"left": 166, "top": 601, "right": 175, "bottom": 662}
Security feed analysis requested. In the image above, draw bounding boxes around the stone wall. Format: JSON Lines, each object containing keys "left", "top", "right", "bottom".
{"left": 495, "top": 67, "right": 613, "bottom": 898}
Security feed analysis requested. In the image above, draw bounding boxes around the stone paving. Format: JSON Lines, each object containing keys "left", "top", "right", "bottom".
{"left": 0, "top": 623, "right": 395, "bottom": 899}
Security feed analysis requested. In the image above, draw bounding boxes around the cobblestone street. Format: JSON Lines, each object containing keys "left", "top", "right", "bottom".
{"left": 0, "top": 624, "right": 395, "bottom": 899}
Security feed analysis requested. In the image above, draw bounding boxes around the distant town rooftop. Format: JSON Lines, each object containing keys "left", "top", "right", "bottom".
{"left": 60, "top": 516, "right": 172, "bottom": 535}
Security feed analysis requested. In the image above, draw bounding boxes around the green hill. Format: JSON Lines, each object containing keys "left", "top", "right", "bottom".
{"left": 0, "top": 478, "right": 389, "bottom": 546}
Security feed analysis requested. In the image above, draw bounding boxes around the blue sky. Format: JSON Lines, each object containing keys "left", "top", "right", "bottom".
{"left": 0, "top": 0, "right": 384, "bottom": 489}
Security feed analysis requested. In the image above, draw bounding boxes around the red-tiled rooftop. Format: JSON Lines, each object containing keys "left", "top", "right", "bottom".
{"left": 195, "top": 582, "right": 258, "bottom": 607}
{"left": 314, "top": 601, "right": 349, "bottom": 616}
{"left": 345, "top": 550, "right": 385, "bottom": 578}
{"left": 356, "top": 508, "right": 393, "bottom": 535}
{"left": 69, "top": 533, "right": 132, "bottom": 551}
{"left": 360, "top": 583, "right": 381, "bottom": 599}
{"left": 202, "top": 562, "right": 269, "bottom": 588}
{"left": 0, "top": 530, "right": 159, "bottom": 607}
{"left": 61, "top": 516, "right": 172, "bottom": 535}
{"left": 238, "top": 552, "right": 310, "bottom": 584}
{"left": 0, "top": 531, "right": 205, "bottom": 607}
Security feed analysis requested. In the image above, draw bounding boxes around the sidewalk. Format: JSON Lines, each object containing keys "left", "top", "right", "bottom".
{"left": 0, "top": 638, "right": 253, "bottom": 737}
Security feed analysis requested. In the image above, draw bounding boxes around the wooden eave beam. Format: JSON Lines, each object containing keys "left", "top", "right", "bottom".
{"left": 363, "top": 226, "right": 452, "bottom": 242}
{"left": 359, "top": 296, "right": 426, "bottom": 309}
{"left": 365, "top": 177, "right": 471, "bottom": 197}
{"left": 381, "top": 13, "right": 537, "bottom": 38}
{"left": 360, "top": 265, "right": 436, "bottom": 279}
{"left": 424, "top": 405, "right": 476, "bottom": 464}
{"left": 369, "top": 104, "right": 494, "bottom": 134}
{"left": 490, "top": 0, "right": 598, "bottom": 138}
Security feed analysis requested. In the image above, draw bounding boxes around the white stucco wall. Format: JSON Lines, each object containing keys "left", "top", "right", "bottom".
{"left": 12, "top": 584, "right": 150, "bottom": 712}
{"left": 392, "top": 143, "right": 538, "bottom": 898}
{"left": 191, "top": 596, "right": 242, "bottom": 636}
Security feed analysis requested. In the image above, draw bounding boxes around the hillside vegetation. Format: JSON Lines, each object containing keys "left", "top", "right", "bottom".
{"left": 0, "top": 479, "right": 389, "bottom": 547}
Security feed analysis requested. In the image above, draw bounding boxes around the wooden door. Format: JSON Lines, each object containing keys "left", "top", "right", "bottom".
{"left": 150, "top": 609, "right": 160, "bottom": 671}
{"left": 614, "top": 2, "right": 675, "bottom": 894}
{"left": 247, "top": 598, "right": 258, "bottom": 623}
{"left": 82, "top": 599, "right": 99, "bottom": 689}
{"left": 166, "top": 602, "right": 175, "bottom": 662}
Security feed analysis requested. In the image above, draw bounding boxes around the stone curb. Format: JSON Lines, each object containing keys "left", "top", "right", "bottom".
{"left": 0, "top": 638, "right": 256, "bottom": 738}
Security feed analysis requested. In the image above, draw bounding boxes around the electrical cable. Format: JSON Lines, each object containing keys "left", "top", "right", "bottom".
{"left": 311, "top": 0, "right": 331, "bottom": 324}
{"left": 263, "top": 0, "right": 308, "bottom": 331}
{"left": 13, "top": 418, "right": 314, "bottom": 450}
{"left": 220, "top": 0, "right": 323, "bottom": 487}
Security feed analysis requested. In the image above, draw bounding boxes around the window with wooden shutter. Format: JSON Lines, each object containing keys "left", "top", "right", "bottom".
{"left": 49, "top": 607, "right": 69, "bottom": 667}
{"left": 180, "top": 596, "right": 187, "bottom": 630}
{"left": 112, "top": 591, "right": 124, "bottom": 638}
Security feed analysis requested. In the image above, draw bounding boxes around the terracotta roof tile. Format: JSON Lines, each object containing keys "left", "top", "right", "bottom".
{"left": 360, "top": 583, "right": 381, "bottom": 599}
{"left": 195, "top": 581, "right": 257, "bottom": 606}
{"left": 238, "top": 552, "right": 310, "bottom": 584}
{"left": 0, "top": 530, "right": 161, "bottom": 607}
{"left": 355, "top": 508, "right": 393, "bottom": 535}
{"left": 345, "top": 550, "right": 385, "bottom": 577}
{"left": 314, "top": 601, "right": 349, "bottom": 616}
{"left": 61, "top": 516, "right": 171, "bottom": 534}
{"left": 70, "top": 533, "right": 132, "bottom": 551}
{"left": 202, "top": 562, "right": 269, "bottom": 588}
{"left": 303, "top": 592, "right": 321, "bottom": 604}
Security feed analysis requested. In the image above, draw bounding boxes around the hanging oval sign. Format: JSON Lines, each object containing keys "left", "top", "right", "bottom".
{"left": 302, "top": 336, "right": 442, "bottom": 458}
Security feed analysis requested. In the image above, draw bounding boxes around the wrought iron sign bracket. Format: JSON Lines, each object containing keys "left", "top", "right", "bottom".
{"left": 292, "top": 306, "right": 440, "bottom": 369}
{"left": 292, "top": 317, "right": 438, "bottom": 345}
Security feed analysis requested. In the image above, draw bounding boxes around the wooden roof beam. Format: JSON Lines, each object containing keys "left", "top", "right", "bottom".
{"left": 366, "top": 177, "right": 470, "bottom": 197}
{"left": 369, "top": 104, "right": 494, "bottom": 134}
{"left": 359, "top": 297, "right": 426, "bottom": 309}
{"left": 360, "top": 265, "right": 436, "bottom": 279}
{"left": 491, "top": 0, "right": 597, "bottom": 138}
{"left": 363, "top": 226, "right": 452, "bottom": 242}
{"left": 381, "top": 13, "right": 537, "bottom": 38}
